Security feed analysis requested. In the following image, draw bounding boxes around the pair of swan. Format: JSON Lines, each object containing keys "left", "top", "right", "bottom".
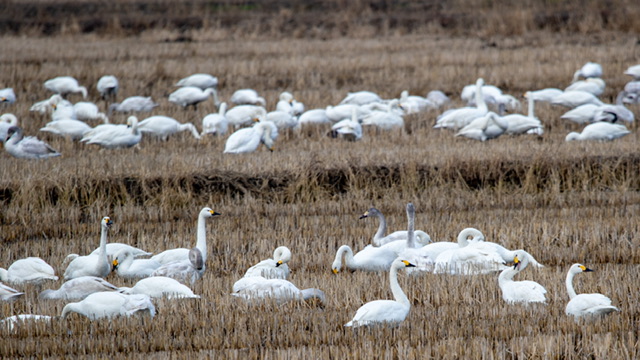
{"left": 498, "top": 251, "right": 547, "bottom": 304}
{"left": 151, "top": 247, "right": 204, "bottom": 285}
{"left": 360, "top": 99, "right": 405, "bottom": 130}
{"left": 276, "top": 91, "right": 305, "bottom": 116}
{"left": 64, "top": 217, "right": 112, "bottom": 280}
{"left": 565, "top": 264, "right": 619, "bottom": 318}
{"left": 138, "top": 115, "right": 201, "bottom": 140}
{"left": 435, "top": 78, "right": 488, "bottom": 129}
{"left": 201, "top": 103, "right": 229, "bottom": 136}
{"left": 40, "top": 276, "right": 120, "bottom": 300}
{"left": 96, "top": 75, "right": 119, "bottom": 100}
{"left": 168, "top": 87, "right": 219, "bottom": 108}
{"left": 81, "top": 115, "right": 142, "bottom": 149}
{"left": 565, "top": 122, "right": 630, "bottom": 142}
{"left": 121, "top": 276, "right": 200, "bottom": 299}
{"left": 359, "top": 207, "right": 431, "bottom": 247}
{"left": 503, "top": 94, "right": 543, "bottom": 135}
{"left": 44, "top": 76, "right": 87, "bottom": 98}
{"left": 224, "top": 121, "right": 278, "bottom": 154}
{"left": 0, "top": 257, "right": 58, "bottom": 284}
{"left": 344, "top": 258, "right": 415, "bottom": 327}
{"left": 62, "top": 291, "right": 155, "bottom": 320}
{"left": 455, "top": 111, "right": 508, "bottom": 141}
{"left": 399, "top": 90, "right": 435, "bottom": 114}
{"left": 4, "top": 126, "right": 61, "bottom": 159}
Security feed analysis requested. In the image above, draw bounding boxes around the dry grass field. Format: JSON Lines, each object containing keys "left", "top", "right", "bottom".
{"left": 2, "top": 1, "right": 640, "bottom": 358}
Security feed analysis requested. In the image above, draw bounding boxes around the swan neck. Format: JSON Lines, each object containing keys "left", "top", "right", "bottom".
{"left": 615, "top": 91, "right": 626, "bottom": 105}
{"left": 99, "top": 225, "right": 108, "bottom": 261}
{"left": 406, "top": 210, "right": 415, "bottom": 249}
{"left": 527, "top": 95, "right": 535, "bottom": 118}
{"left": 0, "top": 268, "right": 8, "bottom": 282}
{"left": 566, "top": 270, "right": 578, "bottom": 299}
{"left": 498, "top": 267, "right": 516, "bottom": 284}
{"left": 475, "top": 82, "right": 487, "bottom": 111}
{"left": 389, "top": 264, "right": 410, "bottom": 307}
{"left": 196, "top": 213, "right": 208, "bottom": 263}
{"left": 373, "top": 212, "right": 387, "bottom": 244}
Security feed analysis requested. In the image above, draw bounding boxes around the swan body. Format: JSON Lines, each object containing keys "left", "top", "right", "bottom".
{"left": 267, "top": 110, "right": 298, "bottom": 130}
{"left": 51, "top": 100, "right": 76, "bottom": 121}
{"left": 201, "top": 103, "right": 228, "bottom": 136}
{"left": 225, "top": 105, "right": 267, "bottom": 128}
{"left": 151, "top": 207, "right": 220, "bottom": 265}
{"left": 435, "top": 78, "right": 488, "bottom": 129}
{"left": 329, "top": 107, "right": 362, "bottom": 141}
{"left": 276, "top": 91, "right": 304, "bottom": 115}
{"left": 0, "top": 282, "right": 24, "bottom": 301}
{"left": 224, "top": 121, "right": 278, "bottom": 153}
{"left": 359, "top": 207, "right": 431, "bottom": 247}
{"left": 39, "top": 276, "right": 120, "bottom": 300}
{"left": 175, "top": 73, "right": 218, "bottom": 90}
{"left": 565, "top": 264, "right": 619, "bottom": 318}
{"left": 573, "top": 62, "right": 603, "bottom": 82}
{"left": 138, "top": 115, "right": 201, "bottom": 140}
{"left": 399, "top": 90, "right": 434, "bottom": 114}
{"left": 64, "top": 217, "right": 112, "bottom": 280}
{"left": 231, "top": 276, "right": 325, "bottom": 305}
{"left": 524, "top": 88, "right": 563, "bottom": 103}
{"left": 561, "top": 104, "right": 599, "bottom": 124}
{"left": 592, "top": 91, "right": 635, "bottom": 123}
{"left": 61, "top": 291, "right": 156, "bottom": 320}
{"left": 0, "top": 257, "right": 58, "bottom": 284}
{"left": 360, "top": 99, "right": 404, "bottom": 130}
{"left": 230, "top": 89, "right": 266, "bottom": 106}
{"left": 455, "top": 112, "right": 508, "bottom": 141}
{"left": 325, "top": 104, "right": 365, "bottom": 122}
{"left": 169, "top": 87, "right": 219, "bottom": 108}
{"left": 426, "top": 90, "right": 450, "bottom": 107}
{"left": 44, "top": 76, "right": 87, "bottom": 98}
{"left": 498, "top": 251, "right": 547, "bottom": 304}
{"left": 96, "top": 75, "right": 119, "bottom": 99}
{"left": 503, "top": 95, "right": 543, "bottom": 135}
{"left": 82, "top": 115, "right": 141, "bottom": 148}
{"left": 108, "top": 96, "right": 158, "bottom": 113}
{"left": 332, "top": 235, "right": 420, "bottom": 273}
{"left": 624, "top": 64, "right": 640, "bottom": 80}
{"left": 434, "top": 228, "right": 512, "bottom": 275}
{"left": 552, "top": 91, "right": 604, "bottom": 108}
{"left": 339, "top": 91, "right": 382, "bottom": 106}
{"left": 89, "top": 243, "right": 152, "bottom": 258}
{"left": 298, "top": 109, "right": 330, "bottom": 125}
{"left": 121, "top": 276, "right": 200, "bottom": 299}
{"left": 40, "top": 119, "right": 92, "bottom": 140}
{"left": 240, "top": 246, "right": 291, "bottom": 282}
{"left": 73, "top": 102, "right": 109, "bottom": 123}
{"left": 151, "top": 248, "right": 204, "bottom": 285}
{"left": 565, "top": 78, "right": 605, "bottom": 96}
{"left": 0, "top": 88, "right": 16, "bottom": 104}
{"left": 345, "top": 259, "right": 415, "bottom": 327}
{"left": 565, "top": 122, "right": 630, "bottom": 142}
{"left": 0, "top": 113, "right": 18, "bottom": 143}
{"left": 113, "top": 249, "right": 161, "bottom": 279}
{"left": 5, "top": 126, "right": 61, "bottom": 159}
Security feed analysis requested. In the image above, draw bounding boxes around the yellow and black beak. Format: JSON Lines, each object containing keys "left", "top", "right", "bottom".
{"left": 276, "top": 260, "right": 283, "bottom": 268}
{"left": 209, "top": 210, "right": 221, "bottom": 217}
{"left": 332, "top": 268, "right": 339, "bottom": 274}
{"left": 401, "top": 260, "right": 416, "bottom": 268}
{"left": 112, "top": 259, "right": 119, "bottom": 270}
{"left": 580, "top": 265, "right": 594, "bottom": 272}
{"left": 359, "top": 211, "right": 370, "bottom": 220}
{"left": 513, "top": 255, "right": 520, "bottom": 270}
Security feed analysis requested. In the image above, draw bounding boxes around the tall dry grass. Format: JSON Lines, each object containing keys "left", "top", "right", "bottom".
{"left": 1, "top": 15, "right": 640, "bottom": 359}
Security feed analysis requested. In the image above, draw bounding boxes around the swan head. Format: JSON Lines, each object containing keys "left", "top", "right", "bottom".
{"left": 101, "top": 217, "right": 113, "bottom": 229}
{"left": 0, "top": 113, "right": 18, "bottom": 126}
{"left": 201, "top": 207, "right": 221, "bottom": 218}
{"left": 395, "top": 259, "right": 417, "bottom": 269}
{"left": 359, "top": 207, "right": 381, "bottom": 219}
{"left": 565, "top": 132, "right": 580, "bottom": 142}
{"left": 570, "top": 263, "right": 593, "bottom": 275}
{"left": 273, "top": 246, "right": 292, "bottom": 265}
{"left": 279, "top": 92, "right": 293, "bottom": 103}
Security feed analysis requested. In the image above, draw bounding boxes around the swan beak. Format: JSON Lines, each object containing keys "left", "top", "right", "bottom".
{"left": 269, "top": 146, "right": 275, "bottom": 152}
{"left": 0, "top": 97, "right": 5, "bottom": 102}
{"left": 401, "top": 260, "right": 416, "bottom": 268}
{"left": 580, "top": 265, "right": 594, "bottom": 272}
{"left": 112, "top": 259, "right": 119, "bottom": 269}
{"left": 253, "top": 118, "right": 260, "bottom": 122}
{"left": 209, "top": 210, "right": 221, "bottom": 216}
{"left": 105, "top": 218, "right": 113, "bottom": 227}
{"left": 332, "top": 268, "right": 339, "bottom": 274}
{"left": 359, "top": 211, "right": 369, "bottom": 219}
{"left": 513, "top": 255, "right": 520, "bottom": 269}
{"left": 276, "top": 260, "right": 283, "bottom": 267}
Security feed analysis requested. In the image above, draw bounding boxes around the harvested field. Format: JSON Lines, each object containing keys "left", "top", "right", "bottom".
{"left": 1, "top": 1, "right": 640, "bottom": 358}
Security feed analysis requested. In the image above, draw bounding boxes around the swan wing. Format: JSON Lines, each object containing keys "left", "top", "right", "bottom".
{"left": 345, "top": 300, "right": 409, "bottom": 327}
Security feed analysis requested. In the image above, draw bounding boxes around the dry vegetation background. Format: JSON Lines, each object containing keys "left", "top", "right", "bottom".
{"left": 2, "top": 0, "right": 640, "bottom": 358}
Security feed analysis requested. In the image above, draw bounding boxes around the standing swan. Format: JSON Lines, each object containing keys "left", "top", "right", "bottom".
{"left": 344, "top": 258, "right": 416, "bottom": 327}
{"left": 565, "top": 263, "right": 619, "bottom": 318}
{"left": 64, "top": 217, "right": 113, "bottom": 280}
{"left": 498, "top": 251, "right": 547, "bottom": 304}
{"left": 151, "top": 207, "right": 221, "bottom": 265}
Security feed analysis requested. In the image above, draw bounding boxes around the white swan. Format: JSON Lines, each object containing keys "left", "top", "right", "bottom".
{"left": 73, "top": 102, "right": 109, "bottom": 123}
{"left": 331, "top": 244, "right": 399, "bottom": 273}
{"left": 434, "top": 228, "right": 508, "bottom": 275}
{"left": 551, "top": 91, "right": 604, "bottom": 108}
{"left": 138, "top": 115, "right": 201, "bottom": 140}
{"left": 231, "top": 276, "right": 325, "bottom": 306}
{"left": 266, "top": 110, "right": 298, "bottom": 130}
{"left": 344, "top": 258, "right": 415, "bottom": 327}
{"left": 426, "top": 90, "right": 450, "bottom": 108}
{"left": 151, "top": 207, "right": 220, "bottom": 265}
{"left": 399, "top": 90, "right": 434, "bottom": 114}
{"left": 276, "top": 91, "right": 305, "bottom": 115}
{"left": 0, "top": 282, "right": 24, "bottom": 301}
{"left": 96, "top": 75, "right": 119, "bottom": 100}
{"left": 435, "top": 78, "right": 488, "bottom": 129}
{"left": 565, "top": 78, "right": 605, "bottom": 97}
{"left": 113, "top": 249, "right": 161, "bottom": 279}
{"left": 151, "top": 248, "right": 204, "bottom": 285}
{"left": 224, "top": 121, "right": 278, "bottom": 154}
{"left": 561, "top": 104, "right": 600, "bottom": 124}
{"left": 329, "top": 107, "right": 362, "bottom": 141}
{"left": 230, "top": 89, "right": 266, "bottom": 106}
{"left": 498, "top": 251, "right": 547, "bottom": 304}
{"left": 175, "top": 73, "right": 218, "bottom": 90}
{"left": 82, "top": 115, "right": 142, "bottom": 149}
{"left": 239, "top": 246, "right": 291, "bottom": 282}
{"left": 39, "top": 276, "right": 120, "bottom": 300}
{"left": 298, "top": 109, "right": 330, "bottom": 125}
{"left": 121, "top": 276, "right": 200, "bottom": 299}
{"left": 108, "top": 96, "right": 158, "bottom": 113}
{"left": 4, "top": 126, "right": 61, "bottom": 159}
{"left": 89, "top": 243, "right": 152, "bottom": 258}
{"left": 168, "top": 86, "right": 219, "bottom": 108}
{"left": 339, "top": 91, "right": 382, "bottom": 106}
{"left": 572, "top": 62, "right": 603, "bottom": 82}
{"left": 0, "top": 113, "right": 18, "bottom": 143}
{"left": 64, "top": 217, "right": 112, "bottom": 280}
{"left": 0, "top": 87, "right": 16, "bottom": 104}
{"left": 565, "top": 263, "right": 619, "bottom": 318}
{"left": 30, "top": 94, "right": 65, "bottom": 114}
{"left": 524, "top": 88, "right": 563, "bottom": 103}
{"left": 225, "top": 105, "right": 267, "bottom": 128}
{"left": 44, "top": 76, "right": 87, "bottom": 98}
{"left": 61, "top": 291, "right": 155, "bottom": 320}
{"left": 592, "top": 91, "right": 635, "bottom": 123}
{"left": 503, "top": 94, "right": 543, "bottom": 135}
{"left": 201, "top": 103, "right": 229, "bottom": 136}
{"left": 51, "top": 100, "right": 76, "bottom": 121}
{"left": 455, "top": 112, "right": 508, "bottom": 141}
{"left": 360, "top": 99, "right": 405, "bottom": 130}
{"left": 359, "top": 207, "right": 431, "bottom": 247}
{"left": 325, "top": 104, "right": 364, "bottom": 122}
{"left": 565, "top": 122, "right": 630, "bottom": 142}
{"left": 0, "top": 257, "right": 58, "bottom": 284}
{"left": 624, "top": 64, "right": 640, "bottom": 80}
{"left": 39, "top": 119, "right": 92, "bottom": 141}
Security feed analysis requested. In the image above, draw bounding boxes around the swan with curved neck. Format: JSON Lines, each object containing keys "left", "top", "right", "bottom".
{"left": 360, "top": 207, "right": 431, "bottom": 247}
{"left": 151, "top": 207, "right": 220, "bottom": 265}
{"left": 565, "top": 263, "right": 619, "bottom": 317}
{"left": 112, "top": 250, "right": 161, "bottom": 279}
{"left": 498, "top": 251, "right": 547, "bottom": 304}
{"left": 344, "top": 259, "right": 416, "bottom": 327}
{"left": 61, "top": 291, "right": 156, "bottom": 320}
{"left": 241, "top": 246, "right": 292, "bottom": 280}
{"left": 63, "top": 217, "right": 112, "bottom": 280}
{"left": 151, "top": 248, "right": 204, "bottom": 285}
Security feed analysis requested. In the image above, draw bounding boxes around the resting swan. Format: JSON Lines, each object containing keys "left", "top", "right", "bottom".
{"left": 565, "top": 263, "right": 619, "bottom": 318}
{"left": 39, "top": 276, "right": 120, "bottom": 300}
{"left": 0, "top": 257, "right": 58, "bottom": 284}
{"left": 64, "top": 217, "right": 112, "bottom": 280}
{"left": 498, "top": 251, "right": 547, "bottom": 304}
{"left": 434, "top": 228, "right": 508, "bottom": 275}
{"left": 241, "top": 246, "right": 291, "bottom": 280}
{"left": 360, "top": 207, "right": 431, "bottom": 247}
{"left": 151, "top": 207, "right": 220, "bottom": 265}
{"left": 112, "top": 249, "right": 161, "bottom": 279}
{"left": 231, "top": 276, "right": 325, "bottom": 306}
{"left": 121, "top": 276, "right": 200, "bottom": 299}
{"left": 61, "top": 291, "right": 156, "bottom": 320}
{"left": 344, "top": 259, "right": 416, "bottom": 327}
{"left": 223, "top": 121, "right": 278, "bottom": 154}
{"left": 434, "top": 78, "right": 488, "bottom": 129}
{"left": 151, "top": 248, "right": 204, "bottom": 285}
{"left": 5, "top": 126, "right": 61, "bottom": 159}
